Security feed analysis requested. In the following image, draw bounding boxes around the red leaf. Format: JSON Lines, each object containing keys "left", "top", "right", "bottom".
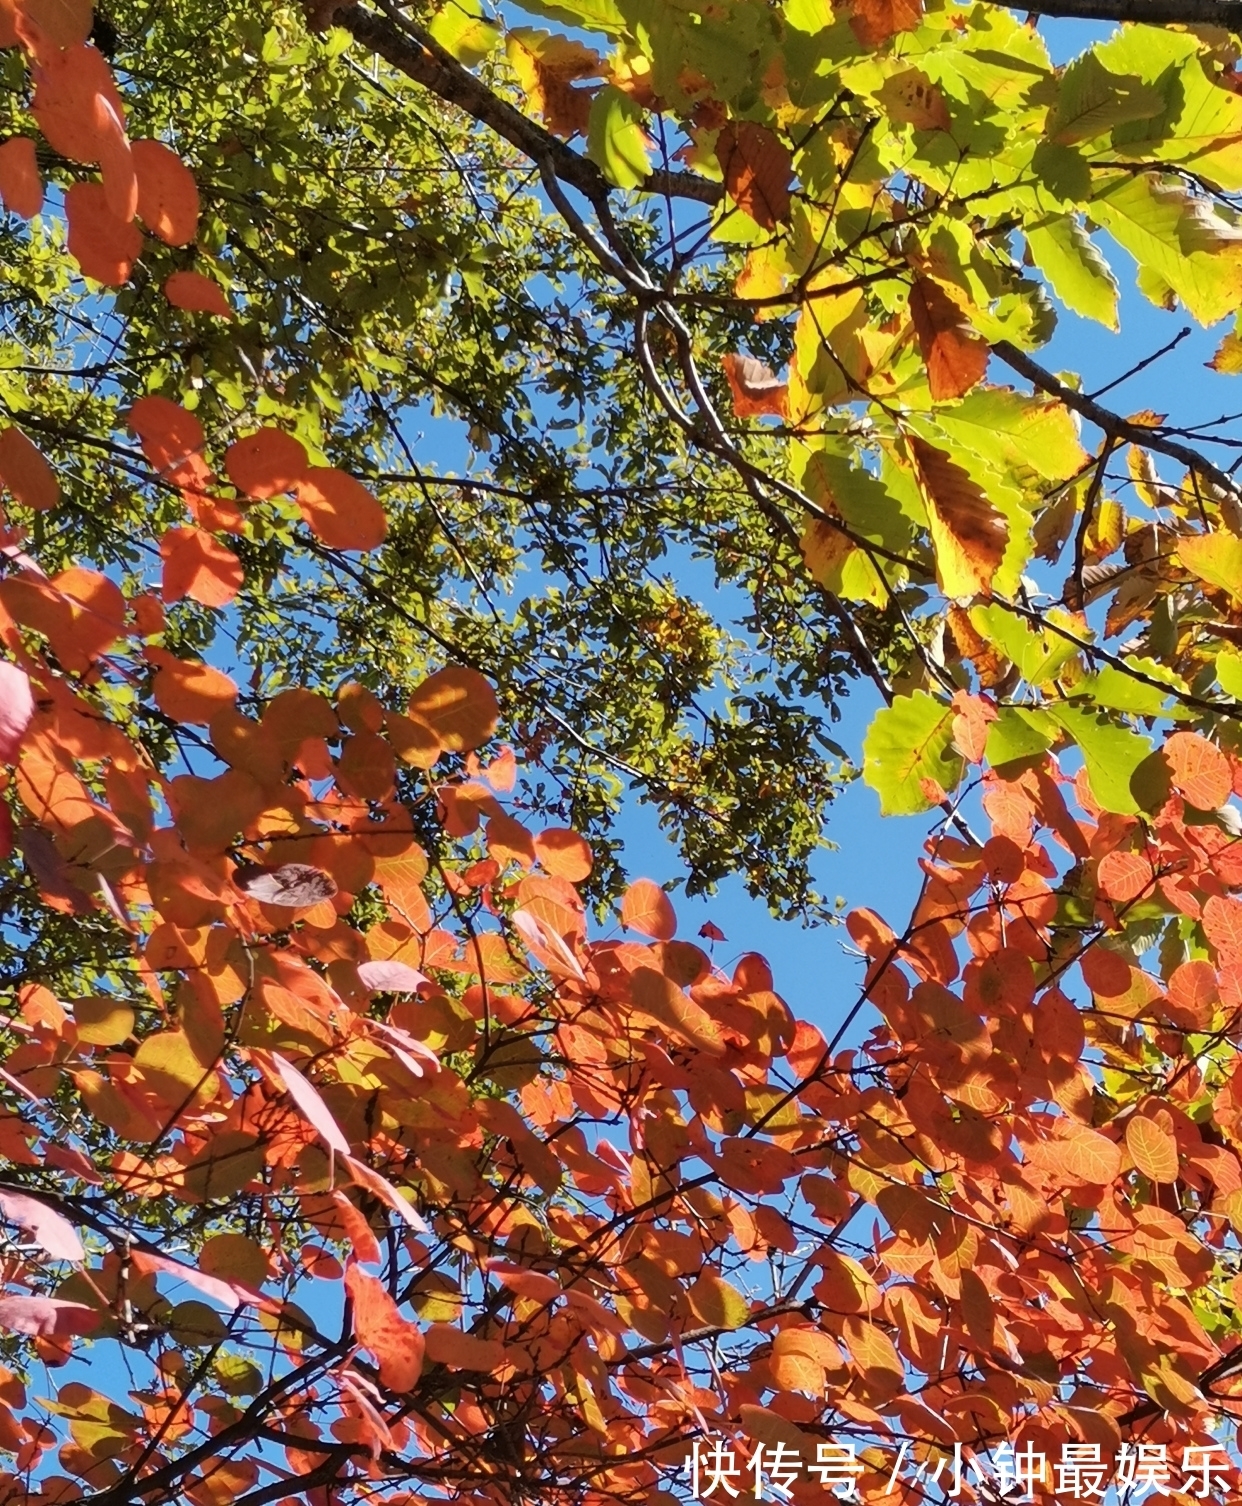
{"left": 722, "top": 353, "right": 789, "bottom": 420}
{"left": 0, "top": 1192, "right": 82, "bottom": 1262}
{"left": 345, "top": 1264, "right": 424, "bottom": 1393}
{"left": 1080, "top": 945, "right": 1133, "bottom": 998}
{"left": 1163, "top": 730, "right": 1232, "bottom": 811}
{"left": 159, "top": 525, "right": 243, "bottom": 607}
{"left": 224, "top": 428, "right": 308, "bottom": 499}
{"left": 64, "top": 180, "right": 141, "bottom": 285}
{"left": 0, "top": 427, "right": 58, "bottom": 511}
{"left": 1205, "top": 895, "right": 1242, "bottom": 961}
{"left": 620, "top": 877, "right": 676, "bottom": 940}
{"left": 295, "top": 467, "right": 387, "bottom": 552}
{"left": 164, "top": 270, "right": 231, "bottom": 318}
{"left": 267, "top": 1052, "right": 351, "bottom": 1157}
{"left": 0, "top": 663, "right": 33, "bottom": 762}
{"left": 699, "top": 920, "right": 727, "bottom": 942}
{"left": 132, "top": 138, "right": 199, "bottom": 246}
{"left": 715, "top": 121, "right": 793, "bottom": 229}
{"left": 0, "top": 137, "right": 42, "bottom": 218}
{"left": 0, "top": 1294, "right": 97, "bottom": 1337}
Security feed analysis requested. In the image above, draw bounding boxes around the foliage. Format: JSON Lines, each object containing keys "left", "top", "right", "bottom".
{"left": 8, "top": 0, "right": 1242, "bottom": 1505}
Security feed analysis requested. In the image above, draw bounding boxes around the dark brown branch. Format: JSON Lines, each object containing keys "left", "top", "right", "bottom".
{"left": 309, "top": 1, "right": 722, "bottom": 206}
{"left": 1026, "top": 0, "right": 1242, "bottom": 25}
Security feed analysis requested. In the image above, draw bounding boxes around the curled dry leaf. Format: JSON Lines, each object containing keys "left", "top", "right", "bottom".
{"left": 233, "top": 862, "right": 338, "bottom": 908}
{"left": 722, "top": 353, "right": 789, "bottom": 420}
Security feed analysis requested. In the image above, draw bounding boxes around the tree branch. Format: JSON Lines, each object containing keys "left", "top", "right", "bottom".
{"left": 1026, "top": 0, "right": 1242, "bottom": 25}
{"left": 309, "top": 1, "right": 722, "bottom": 206}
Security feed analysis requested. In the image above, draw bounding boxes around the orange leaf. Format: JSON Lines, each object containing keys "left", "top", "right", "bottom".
{"left": 908, "top": 434, "right": 1008, "bottom": 599}
{"left": 1096, "top": 848, "right": 1154, "bottom": 904}
{"left": 1205, "top": 895, "right": 1242, "bottom": 961}
{"left": 1162, "top": 730, "right": 1231, "bottom": 811}
{"left": 1079, "top": 944, "right": 1133, "bottom": 998}
{"left": 1057, "top": 1127, "right": 1121, "bottom": 1186}
{"left": 406, "top": 666, "right": 498, "bottom": 753}
{"left": 164, "top": 270, "right": 231, "bottom": 318}
{"left": 631, "top": 965, "right": 725, "bottom": 1057}
{"left": 31, "top": 44, "right": 126, "bottom": 166}
{"left": 65, "top": 180, "right": 141, "bottom": 286}
{"left": 149, "top": 649, "right": 237, "bottom": 725}
{"left": 715, "top": 121, "right": 792, "bottom": 230}
{"left": 620, "top": 877, "right": 675, "bottom": 940}
{"left": 849, "top": 0, "right": 923, "bottom": 45}
{"left": 1126, "top": 1112, "right": 1178, "bottom": 1184}
{"left": 224, "top": 428, "right": 308, "bottom": 499}
{"left": 877, "top": 68, "right": 953, "bottom": 131}
{"left": 14, "top": 0, "right": 92, "bottom": 51}
{"left": 295, "top": 467, "right": 387, "bottom": 551}
{"left": 721, "top": 354, "right": 788, "bottom": 419}
{"left": 423, "top": 1323, "right": 508, "bottom": 1371}
{"left": 132, "top": 138, "right": 199, "bottom": 246}
{"left": 128, "top": 395, "right": 206, "bottom": 487}
{"left": 533, "top": 827, "right": 592, "bottom": 882}
{"left": 0, "top": 427, "right": 58, "bottom": 511}
{"left": 344, "top": 1264, "right": 424, "bottom": 1393}
{"left": 0, "top": 137, "right": 42, "bottom": 218}
{"left": 159, "top": 526, "right": 244, "bottom": 608}
{"left": 909, "top": 278, "right": 988, "bottom": 402}
{"left": 950, "top": 691, "right": 995, "bottom": 764}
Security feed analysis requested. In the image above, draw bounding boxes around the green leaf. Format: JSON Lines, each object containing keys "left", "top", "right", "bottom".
{"left": 985, "top": 705, "right": 1056, "bottom": 768}
{"left": 933, "top": 386, "right": 1091, "bottom": 485}
{"left": 428, "top": 1, "right": 501, "bottom": 65}
{"left": 862, "top": 692, "right": 960, "bottom": 816}
{"left": 1049, "top": 704, "right": 1152, "bottom": 814}
{"left": 1047, "top": 52, "right": 1167, "bottom": 146}
{"left": 1217, "top": 648, "right": 1242, "bottom": 699}
{"left": 1178, "top": 531, "right": 1242, "bottom": 605}
{"left": 1090, "top": 172, "right": 1242, "bottom": 326}
{"left": 587, "top": 86, "right": 651, "bottom": 189}
{"left": 507, "top": 0, "right": 625, "bottom": 36}
{"left": 1081, "top": 659, "right": 1183, "bottom": 716}
{"left": 970, "top": 604, "right": 1079, "bottom": 688}
{"left": 1025, "top": 215, "right": 1119, "bottom": 330}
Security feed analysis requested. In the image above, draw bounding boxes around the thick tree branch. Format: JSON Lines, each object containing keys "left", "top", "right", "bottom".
{"left": 308, "top": 1, "right": 722, "bottom": 205}
{"left": 1026, "top": 0, "right": 1242, "bottom": 24}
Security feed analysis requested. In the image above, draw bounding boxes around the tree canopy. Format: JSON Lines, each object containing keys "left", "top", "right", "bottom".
{"left": 8, "top": 0, "right": 1242, "bottom": 1504}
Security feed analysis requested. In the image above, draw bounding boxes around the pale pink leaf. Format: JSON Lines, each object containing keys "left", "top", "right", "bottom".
{"left": 357, "top": 960, "right": 429, "bottom": 994}
{"left": 0, "top": 1294, "right": 98, "bottom": 1337}
{"left": 0, "top": 664, "right": 33, "bottom": 762}
{"left": 370, "top": 1021, "right": 439, "bottom": 1079}
{"left": 0, "top": 1191, "right": 84, "bottom": 1262}
{"left": 510, "top": 908, "right": 587, "bottom": 982}
{"left": 268, "top": 1051, "right": 351, "bottom": 1157}
{"left": 129, "top": 1250, "right": 274, "bottom": 1312}
{"left": 343, "top": 1154, "right": 427, "bottom": 1233}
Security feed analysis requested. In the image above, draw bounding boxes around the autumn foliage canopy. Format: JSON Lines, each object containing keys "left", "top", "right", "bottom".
{"left": 7, "top": 0, "right": 1242, "bottom": 1503}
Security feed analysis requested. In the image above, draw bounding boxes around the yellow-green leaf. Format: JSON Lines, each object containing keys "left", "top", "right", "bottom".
{"left": 1179, "top": 531, "right": 1242, "bottom": 605}
{"left": 862, "top": 692, "right": 960, "bottom": 816}
{"left": 428, "top": 1, "right": 501, "bottom": 65}
{"left": 586, "top": 86, "right": 650, "bottom": 189}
